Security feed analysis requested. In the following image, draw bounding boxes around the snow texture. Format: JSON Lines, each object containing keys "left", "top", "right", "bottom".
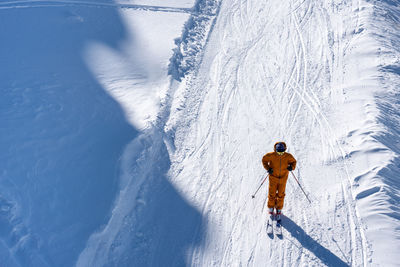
{"left": 168, "top": 0, "right": 221, "bottom": 81}
{"left": 165, "top": 0, "right": 400, "bottom": 266}
{"left": 0, "top": 0, "right": 400, "bottom": 266}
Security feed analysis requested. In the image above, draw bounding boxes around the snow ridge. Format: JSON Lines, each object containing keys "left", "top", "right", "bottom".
{"left": 372, "top": 0, "right": 400, "bottom": 206}
{"left": 76, "top": 0, "right": 221, "bottom": 265}
{"left": 346, "top": 1, "right": 400, "bottom": 265}
{"left": 168, "top": 0, "right": 221, "bottom": 81}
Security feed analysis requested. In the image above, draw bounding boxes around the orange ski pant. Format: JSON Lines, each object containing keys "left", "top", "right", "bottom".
{"left": 267, "top": 175, "right": 289, "bottom": 210}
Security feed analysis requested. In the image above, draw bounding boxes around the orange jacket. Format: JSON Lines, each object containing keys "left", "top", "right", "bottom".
{"left": 262, "top": 142, "right": 297, "bottom": 178}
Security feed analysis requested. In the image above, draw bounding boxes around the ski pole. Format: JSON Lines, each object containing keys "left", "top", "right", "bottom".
{"left": 290, "top": 171, "right": 312, "bottom": 203}
{"left": 251, "top": 175, "right": 269, "bottom": 199}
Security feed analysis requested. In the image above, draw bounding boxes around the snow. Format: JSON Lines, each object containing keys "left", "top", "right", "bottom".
{"left": 84, "top": 9, "right": 189, "bottom": 129}
{"left": 0, "top": 1, "right": 192, "bottom": 266}
{"left": 165, "top": 0, "right": 400, "bottom": 266}
{"left": 1, "top": 0, "right": 400, "bottom": 266}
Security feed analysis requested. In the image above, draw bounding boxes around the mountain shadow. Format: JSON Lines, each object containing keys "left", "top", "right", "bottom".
{"left": 0, "top": 2, "right": 205, "bottom": 266}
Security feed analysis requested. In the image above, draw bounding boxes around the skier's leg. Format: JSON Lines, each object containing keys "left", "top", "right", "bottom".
{"left": 267, "top": 176, "right": 278, "bottom": 209}
{"left": 276, "top": 177, "right": 288, "bottom": 210}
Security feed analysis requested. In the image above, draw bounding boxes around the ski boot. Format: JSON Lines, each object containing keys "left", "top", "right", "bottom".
{"left": 268, "top": 208, "right": 274, "bottom": 220}
{"left": 275, "top": 209, "right": 283, "bottom": 235}
{"left": 266, "top": 208, "right": 274, "bottom": 234}
{"left": 276, "top": 209, "right": 282, "bottom": 222}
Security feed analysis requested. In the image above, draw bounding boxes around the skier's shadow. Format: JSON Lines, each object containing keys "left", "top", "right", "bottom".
{"left": 281, "top": 215, "right": 349, "bottom": 267}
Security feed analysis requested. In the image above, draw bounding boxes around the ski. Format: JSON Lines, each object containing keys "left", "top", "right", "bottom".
{"left": 266, "top": 217, "right": 273, "bottom": 235}
{"left": 275, "top": 219, "right": 282, "bottom": 236}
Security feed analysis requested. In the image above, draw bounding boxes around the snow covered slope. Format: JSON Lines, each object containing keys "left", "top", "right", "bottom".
{"left": 164, "top": 0, "right": 400, "bottom": 266}
{"left": 1, "top": 0, "right": 399, "bottom": 266}
{"left": 0, "top": 0, "right": 192, "bottom": 266}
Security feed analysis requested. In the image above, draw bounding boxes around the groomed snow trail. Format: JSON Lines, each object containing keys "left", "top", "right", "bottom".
{"left": 166, "top": 0, "right": 372, "bottom": 266}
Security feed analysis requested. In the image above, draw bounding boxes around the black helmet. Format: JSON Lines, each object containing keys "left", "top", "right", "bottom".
{"left": 276, "top": 142, "right": 286, "bottom": 152}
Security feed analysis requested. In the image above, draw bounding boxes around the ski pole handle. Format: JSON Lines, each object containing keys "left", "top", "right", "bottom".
{"left": 290, "top": 171, "right": 312, "bottom": 203}
{"left": 251, "top": 175, "right": 269, "bottom": 199}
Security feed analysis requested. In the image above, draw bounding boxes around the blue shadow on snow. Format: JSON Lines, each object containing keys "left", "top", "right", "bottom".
{"left": 116, "top": 135, "right": 205, "bottom": 267}
{"left": 0, "top": 2, "right": 205, "bottom": 266}
{"left": 281, "top": 215, "right": 349, "bottom": 267}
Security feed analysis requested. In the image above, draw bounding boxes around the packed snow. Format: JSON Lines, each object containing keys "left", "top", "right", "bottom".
{"left": 0, "top": 0, "right": 399, "bottom": 266}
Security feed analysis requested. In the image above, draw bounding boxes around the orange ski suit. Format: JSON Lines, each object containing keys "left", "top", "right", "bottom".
{"left": 262, "top": 142, "right": 297, "bottom": 210}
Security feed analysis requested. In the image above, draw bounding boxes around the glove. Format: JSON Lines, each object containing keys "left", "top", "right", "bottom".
{"left": 268, "top": 168, "right": 273, "bottom": 174}
{"left": 287, "top": 165, "right": 293, "bottom": 171}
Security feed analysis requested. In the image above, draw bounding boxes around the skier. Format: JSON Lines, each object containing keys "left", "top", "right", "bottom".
{"left": 262, "top": 142, "right": 296, "bottom": 225}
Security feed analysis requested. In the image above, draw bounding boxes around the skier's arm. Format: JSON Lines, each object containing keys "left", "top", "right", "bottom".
{"left": 288, "top": 155, "right": 297, "bottom": 170}
{"left": 262, "top": 154, "right": 271, "bottom": 170}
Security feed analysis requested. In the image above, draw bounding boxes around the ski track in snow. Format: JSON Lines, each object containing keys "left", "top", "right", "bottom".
{"left": 164, "top": 0, "right": 382, "bottom": 266}
{"left": 2, "top": 0, "right": 399, "bottom": 265}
